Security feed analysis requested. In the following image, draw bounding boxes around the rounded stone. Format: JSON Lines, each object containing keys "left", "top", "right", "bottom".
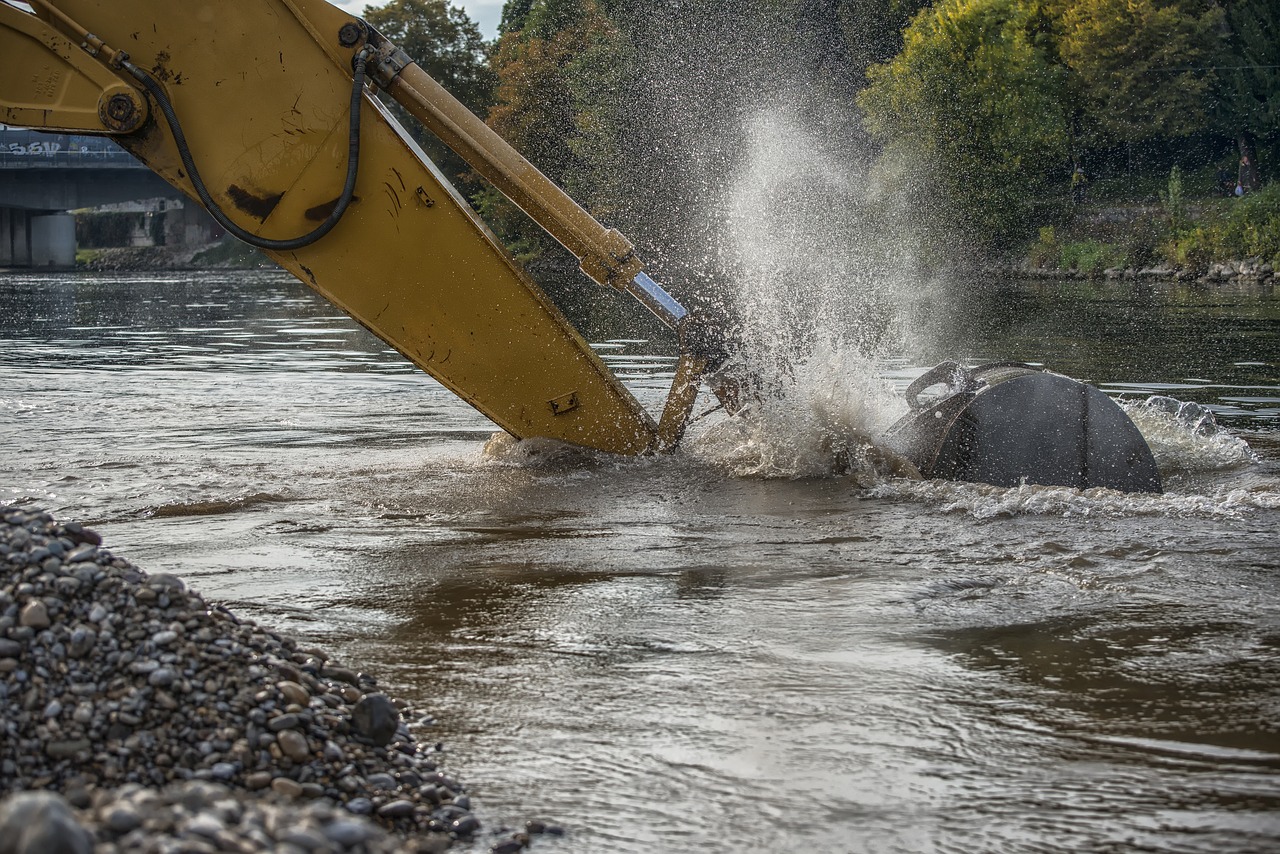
{"left": 323, "top": 819, "right": 372, "bottom": 846}
{"left": 365, "top": 772, "right": 396, "bottom": 791}
{"left": 451, "top": 814, "right": 481, "bottom": 836}
{"left": 0, "top": 791, "right": 93, "bottom": 854}
{"left": 67, "top": 628, "right": 96, "bottom": 659}
{"left": 105, "top": 804, "right": 142, "bottom": 833}
{"left": 270, "top": 777, "right": 304, "bottom": 798}
{"left": 65, "top": 544, "right": 97, "bottom": 564}
{"left": 146, "top": 573, "right": 185, "bottom": 592}
{"left": 376, "top": 799, "right": 415, "bottom": 818}
{"left": 344, "top": 797, "right": 373, "bottom": 815}
{"left": 151, "top": 630, "right": 178, "bottom": 646}
{"left": 244, "top": 771, "right": 272, "bottom": 790}
{"left": 18, "top": 601, "right": 49, "bottom": 630}
{"left": 267, "top": 713, "right": 300, "bottom": 732}
{"left": 351, "top": 693, "right": 399, "bottom": 746}
{"left": 277, "top": 680, "right": 309, "bottom": 706}
{"left": 276, "top": 729, "right": 310, "bottom": 762}
{"left": 148, "top": 668, "right": 175, "bottom": 688}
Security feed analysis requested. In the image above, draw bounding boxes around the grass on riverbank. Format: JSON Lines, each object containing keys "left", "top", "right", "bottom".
{"left": 73, "top": 238, "right": 275, "bottom": 272}
{"left": 1024, "top": 177, "right": 1280, "bottom": 276}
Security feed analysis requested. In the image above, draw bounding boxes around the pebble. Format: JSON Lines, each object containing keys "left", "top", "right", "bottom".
{"left": 151, "top": 629, "right": 178, "bottom": 645}
{"left": 352, "top": 693, "right": 400, "bottom": 746}
{"left": 376, "top": 799, "right": 415, "bottom": 818}
{"left": 18, "top": 601, "right": 49, "bottom": 629}
{"left": 245, "top": 771, "right": 272, "bottom": 790}
{"left": 270, "top": 777, "right": 304, "bottom": 798}
{"left": 67, "top": 627, "right": 95, "bottom": 658}
{"left": 277, "top": 729, "right": 311, "bottom": 762}
{"left": 268, "top": 712, "right": 301, "bottom": 731}
{"left": 105, "top": 804, "right": 141, "bottom": 833}
{"left": 366, "top": 773, "right": 397, "bottom": 790}
{"left": 278, "top": 679, "right": 310, "bottom": 706}
{"left": 0, "top": 506, "right": 524, "bottom": 854}
{"left": 324, "top": 818, "right": 372, "bottom": 846}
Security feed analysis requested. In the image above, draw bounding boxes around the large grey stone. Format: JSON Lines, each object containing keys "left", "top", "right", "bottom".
{"left": 351, "top": 693, "right": 399, "bottom": 746}
{"left": 0, "top": 792, "right": 92, "bottom": 854}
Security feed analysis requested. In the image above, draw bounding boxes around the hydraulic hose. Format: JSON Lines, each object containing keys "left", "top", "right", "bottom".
{"left": 118, "top": 49, "right": 370, "bottom": 251}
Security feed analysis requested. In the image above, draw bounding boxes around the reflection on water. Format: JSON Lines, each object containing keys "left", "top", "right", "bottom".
{"left": 912, "top": 278, "right": 1280, "bottom": 423}
{"left": 2, "top": 271, "right": 1279, "bottom": 852}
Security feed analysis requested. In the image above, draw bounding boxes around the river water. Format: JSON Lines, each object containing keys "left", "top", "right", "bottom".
{"left": 2, "top": 269, "right": 1279, "bottom": 852}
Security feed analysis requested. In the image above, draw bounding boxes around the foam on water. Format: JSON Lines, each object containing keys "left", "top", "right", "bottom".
{"left": 865, "top": 477, "right": 1280, "bottom": 519}
{"left": 687, "top": 346, "right": 910, "bottom": 482}
{"left": 1124, "top": 397, "right": 1258, "bottom": 473}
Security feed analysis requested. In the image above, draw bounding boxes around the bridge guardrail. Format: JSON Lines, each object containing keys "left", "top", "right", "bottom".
{"left": 0, "top": 129, "right": 141, "bottom": 168}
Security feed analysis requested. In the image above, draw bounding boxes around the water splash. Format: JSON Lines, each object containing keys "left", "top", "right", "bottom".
{"left": 865, "top": 476, "right": 1280, "bottom": 520}
{"left": 1125, "top": 396, "right": 1257, "bottom": 473}
{"left": 689, "top": 106, "right": 923, "bottom": 481}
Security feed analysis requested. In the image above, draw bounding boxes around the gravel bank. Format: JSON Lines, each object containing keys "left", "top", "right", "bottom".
{"left": 0, "top": 506, "right": 554, "bottom": 853}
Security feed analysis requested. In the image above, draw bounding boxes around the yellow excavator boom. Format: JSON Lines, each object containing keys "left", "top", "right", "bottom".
{"left": 0, "top": 0, "right": 709, "bottom": 454}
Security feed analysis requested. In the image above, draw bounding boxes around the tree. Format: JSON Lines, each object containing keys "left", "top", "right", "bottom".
{"left": 1214, "top": 0, "right": 1280, "bottom": 186}
{"left": 858, "top": 0, "right": 1071, "bottom": 246}
{"left": 1055, "top": 0, "right": 1225, "bottom": 146}
{"left": 477, "top": 0, "right": 630, "bottom": 259}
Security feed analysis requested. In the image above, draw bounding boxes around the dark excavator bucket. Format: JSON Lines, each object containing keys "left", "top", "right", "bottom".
{"left": 885, "top": 362, "right": 1162, "bottom": 494}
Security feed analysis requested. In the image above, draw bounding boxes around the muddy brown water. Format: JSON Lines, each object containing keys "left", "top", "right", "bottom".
{"left": 2, "top": 270, "right": 1279, "bottom": 852}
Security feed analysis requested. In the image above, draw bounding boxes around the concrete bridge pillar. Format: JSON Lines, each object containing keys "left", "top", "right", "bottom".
{"left": 1, "top": 208, "right": 33, "bottom": 267}
{"left": 0, "top": 208, "right": 78, "bottom": 268}
{"left": 31, "top": 213, "right": 76, "bottom": 267}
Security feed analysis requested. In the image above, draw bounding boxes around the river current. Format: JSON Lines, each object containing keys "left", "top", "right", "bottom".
{"left": 2, "top": 269, "right": 1279, "bottom": 852}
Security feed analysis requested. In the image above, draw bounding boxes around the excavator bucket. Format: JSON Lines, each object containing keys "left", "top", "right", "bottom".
{"left": 885, "top": 362, "right": 1163, "bottom": 493}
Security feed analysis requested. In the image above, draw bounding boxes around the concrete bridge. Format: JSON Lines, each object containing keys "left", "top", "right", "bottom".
{"left": 0, "top": 127, "right": 199, "bottom": 267}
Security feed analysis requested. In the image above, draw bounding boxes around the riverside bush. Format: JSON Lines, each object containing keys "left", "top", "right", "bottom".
{"left": 1217, "top": 184, "right": 1280, "bottom": 264}
{"left": 1164, "top": 184, "right": 1280, "bottom": 269}
{"left": 1059, "top": 239, "right": 1125, "bottom": 275}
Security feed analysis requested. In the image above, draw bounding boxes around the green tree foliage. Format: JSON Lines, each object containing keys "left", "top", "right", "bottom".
{"left": 476, "top": 0, "right": 632, "bottom": 259}
{"left": 858, "top": 0, "right": 1071, "bottom": 245}
{"left": 1215, "top": 0, "right": 1280, "bottom": 183}
{"left": 1056, "top": 0, "right": 1225, "bottom": 145}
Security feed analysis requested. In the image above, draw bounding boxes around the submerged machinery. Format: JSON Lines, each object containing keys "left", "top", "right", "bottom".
{"left": 0, "top": 0, "right": 1162, "bottom": 494}
{"left": 885, "top": 362, "right": 1162, "bottom": 493}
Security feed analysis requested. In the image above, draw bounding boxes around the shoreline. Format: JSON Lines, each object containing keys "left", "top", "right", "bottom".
{"left": 0, "top": 505, "right": 551, "bottom": 853}
{"left": 992, "top": 257, "right": 1276, "bottom": 285}
{"left": 5, "top": 241, "right": 1275, "bottom": 289}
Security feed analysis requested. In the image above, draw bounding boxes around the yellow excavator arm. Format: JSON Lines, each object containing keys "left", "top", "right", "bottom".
{"left": 0, "top": 0, "right": 710, "bottom": 454}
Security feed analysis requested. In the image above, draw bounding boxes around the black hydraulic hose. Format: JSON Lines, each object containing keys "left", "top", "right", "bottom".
{"left": 119, "top": 49, "right": 370, "bottom": 251}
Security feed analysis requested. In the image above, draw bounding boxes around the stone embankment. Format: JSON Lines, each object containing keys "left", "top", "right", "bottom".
{"left": 1007, "top": 258, "right": 1277, "bottom": 283}
{"left": 0, "top": 505, "right": 555, "bottom": 853}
